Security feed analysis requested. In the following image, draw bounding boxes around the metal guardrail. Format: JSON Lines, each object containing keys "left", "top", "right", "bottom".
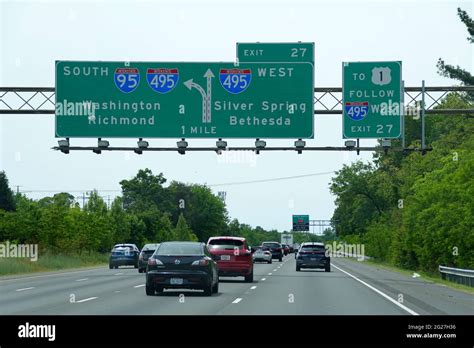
{"left": 439, "top": 265, "right": 474, "bottom": 287}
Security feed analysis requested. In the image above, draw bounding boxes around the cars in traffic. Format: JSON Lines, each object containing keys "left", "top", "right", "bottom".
{"left": 207, "top": 236, "right": 254, "bottom": 282}
{"left": 295, "top": 242, "right": 330, "bottom": 272}
{"left": 145, "top": 241, "right": 219, "bottom": 296}
{"left": 252, "top": 246, "right": 272, "bottom": 264}
{"left": 261, "top": 241, "right": 284, "bottom": 262}
{"left": 109, "top": 243, "right": 140, "bottom": 269}
{"left": 138, "top": 243, "right": 160, "bottom": 273}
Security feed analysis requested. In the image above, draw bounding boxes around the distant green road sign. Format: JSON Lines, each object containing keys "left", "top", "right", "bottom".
{"left": 237, "top": 42, "right": 314, "bottom": 65}
{"left": 55, "top": 61, "right": 313, "bottom": 138}
{"left": 343, "top": 61, "right": 402, "bottom": 139}
{"left": 292, "top": 214, "right": 309, "bottom": 231}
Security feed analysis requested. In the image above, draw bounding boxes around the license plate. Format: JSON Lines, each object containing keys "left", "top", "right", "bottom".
{"left": 310, "top": 258, "right": 317, "bottom": 261}
{"left": 221, "top": 255, "right": 231, "bottom": 261}
{"left": 170, "top": 278, "right": 183, "bottom": 285}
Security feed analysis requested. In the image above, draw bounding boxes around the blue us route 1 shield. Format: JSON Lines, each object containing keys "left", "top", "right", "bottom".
{"left": 219, "top": 68, "right": 252, "bottom": 94}
{"left": 146, "top": 68, "right": 179, "bottom": 93}
{"left": 345, "top": 101, "right": 369, "bottom": 121}
{"left": 114, "top": 68, "right": 140, "bottom": 93}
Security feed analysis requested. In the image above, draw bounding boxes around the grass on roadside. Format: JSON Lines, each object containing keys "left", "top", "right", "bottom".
{"left": 0, "top": 252, "right": 108, "bottom": 276}
{"left": 344, "top": 257, "right": 474, "bottom": 295}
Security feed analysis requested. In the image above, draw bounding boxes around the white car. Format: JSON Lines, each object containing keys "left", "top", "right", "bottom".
{"left": 252, "top": 247, "right": 272, "bottom": 264}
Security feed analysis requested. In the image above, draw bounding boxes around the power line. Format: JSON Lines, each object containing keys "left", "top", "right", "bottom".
{"left": 208, "top": 171, "right": 336, "bottom": 187}
{"left": 16, "top": 170, "right": 337, "bottom": 192}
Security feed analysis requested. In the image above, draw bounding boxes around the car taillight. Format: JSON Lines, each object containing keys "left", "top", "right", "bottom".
{"left": 192, "top": 258, "right": 210, "bottom": 266}
{"left": 148, "top": 258, "right": 163, "bottom": 266}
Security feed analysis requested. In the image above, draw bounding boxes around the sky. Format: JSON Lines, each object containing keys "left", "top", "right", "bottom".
{"left": 0, "top": 0, "right": 472, "bottom": 232}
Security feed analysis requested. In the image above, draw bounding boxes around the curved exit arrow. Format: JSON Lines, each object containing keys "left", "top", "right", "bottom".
{"left": 183, "top": 68, "right": 215, "bottom": 123}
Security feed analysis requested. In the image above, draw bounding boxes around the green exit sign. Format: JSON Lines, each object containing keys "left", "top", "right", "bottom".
{"left": 55, "top": 61, "right": 314, "bottom": 139}
{"left": 343, "top": 61, "right": 402, "bottom": 139}
{"left": 292, "top": 214, "right": 309, "bottom": 231}
{"left": 237, "top": 42, "right": 314, "bottom": 65}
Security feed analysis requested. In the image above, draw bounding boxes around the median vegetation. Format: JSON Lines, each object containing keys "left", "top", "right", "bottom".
{"left": 0, "top": 252, "right": 108, "bottom": 276}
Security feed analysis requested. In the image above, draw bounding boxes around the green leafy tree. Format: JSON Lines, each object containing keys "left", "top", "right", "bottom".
{"left": 174, "top": 213, "right": 197, "bottom": 241}
{"left": 0, "top": 171, "right": 16, "bottom": 211}
{"left": 437, "top": 8, "right": 474, "bottom": 100}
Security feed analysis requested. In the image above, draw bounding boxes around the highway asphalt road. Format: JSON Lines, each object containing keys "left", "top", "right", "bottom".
{"left": 1, "top": 255, "right": 473, "bottom": 315}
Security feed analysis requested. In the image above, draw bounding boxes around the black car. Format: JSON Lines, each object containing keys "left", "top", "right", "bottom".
{"left": 109, "top": 244, "right": 139, "bottom": 269}
{"left": 295, "top": 242, "right": 330, "bottom": 272}
{"left": 261, "top": 241, "right": 284, "bottom": 262}
{"left": 146, "top": 242, "right": 219, "bottom": 296}
{"left": 138, "top": 243, "right": 160, "bottom": 273}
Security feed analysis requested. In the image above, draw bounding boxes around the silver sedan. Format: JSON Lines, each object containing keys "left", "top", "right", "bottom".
{"left": 253, "top": 247, "right": 272, "bottom": 264}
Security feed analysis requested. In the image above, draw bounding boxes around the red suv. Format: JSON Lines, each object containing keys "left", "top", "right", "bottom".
{"left": 207, "top": 236, "right": 254, "bottom": 283}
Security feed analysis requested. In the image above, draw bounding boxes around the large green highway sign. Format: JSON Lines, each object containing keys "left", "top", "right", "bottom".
{"left": 55, "top": 61, "right": 314, "bottom": 138}
{"left": 237, "top": 42, "right": 314, "bottom": 65}
{"left": 292, "top": 214, "right": 309, "bottom": 231}
{"left": 342, "top": 61, "right": 402, "bottom": 139}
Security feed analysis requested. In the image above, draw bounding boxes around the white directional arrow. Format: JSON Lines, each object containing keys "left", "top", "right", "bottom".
{"left": 184, "top": 79, "right": 208, "bottom": 123}
{"left": 203, "top": 69, "right": 215, "bottom": 123}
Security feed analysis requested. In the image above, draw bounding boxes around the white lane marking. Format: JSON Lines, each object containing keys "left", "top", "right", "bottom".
{"left": 114, "top": 273, "right": 123, "bottom": 276}
{"left": 261, "top": 278, "right": 266, "bottom": 281}
{"left": 273, "top": 269, "right": 277, "bottom": 272}
{"left": 268, "top": 273, "right": 272, "bottom": 275}
{"left": 134, "top": 284, "right": 145, "bottom": 288}
{"left": 232, "top": 298, "right": 242, "bottom": 304}
{"left": 114, "top": 291, "right": 121, "bottom": 293}
{"left": 332, "top": 264, "right": 419, "bottom": 316}
{"left": 0, "top": 266, "right": 106, "bottom": 282}
{"left": 250, "top": 286, "right": 257, "bottom": 290}
{"left": 75, "top": 297, "right": 98, "bottom": 303}
{"left": 16, "top": 287, "right": 35, "bottom": 292}
{"left": 75, "top": 278, "right": 88, "bottom": 282}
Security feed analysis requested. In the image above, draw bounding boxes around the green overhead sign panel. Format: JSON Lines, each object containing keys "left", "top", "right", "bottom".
{"left": 292, "top": 214, "right": 309, "bottom": 231}
{"left": 55, "top": 61, "right": 314, "bottom": 139}
{"left": 237, "top": 42, "right": 314, "bottom": 65}
{"left": 343, "top": 61, "right": 402, "bottom": 139}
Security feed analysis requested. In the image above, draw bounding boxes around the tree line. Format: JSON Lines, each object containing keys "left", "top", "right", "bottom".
{"left": 0, "top": 168, "right": 284, "bottom": 254}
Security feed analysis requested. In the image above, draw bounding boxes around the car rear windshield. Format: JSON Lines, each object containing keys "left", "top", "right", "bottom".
{"left": 208, "top": 239, "right": 244, "bottom": 250}
{"left": 301, "top": 245, "right": 326, "bottom": 252}
{"left": 112, "top": 247, "right": 132, "bottom": 252}
{"left": 156, "top": 243, "right": 203, "bottom": 256}
{"left": 262, "top": 243, "right": 280, "bottom": 248}
{"left": 142, "top": 244, "right": 159, "bottom": 251}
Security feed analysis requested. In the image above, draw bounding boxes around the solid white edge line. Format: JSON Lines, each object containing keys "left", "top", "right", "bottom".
{"left": 332, "top": 264, "right": 419, "bottom": 316}
{"left": 16, "top": 287, "right": 35, "bottom": 292}
{"left": 134, "top": 284, "right": 145, "bottom": 288}
{"left": 75, "top": 297, "right": 98, "bottom": 303}
{"left": 232, "top": 298, "right": 242, "bottom": 304}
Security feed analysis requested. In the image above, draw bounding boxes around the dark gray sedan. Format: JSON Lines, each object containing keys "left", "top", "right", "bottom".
{"left": 138, "top": 243, "right": 160, "bottom": 273}
{"left": 146, "top": 242, "right": 219, "bottom": 296}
